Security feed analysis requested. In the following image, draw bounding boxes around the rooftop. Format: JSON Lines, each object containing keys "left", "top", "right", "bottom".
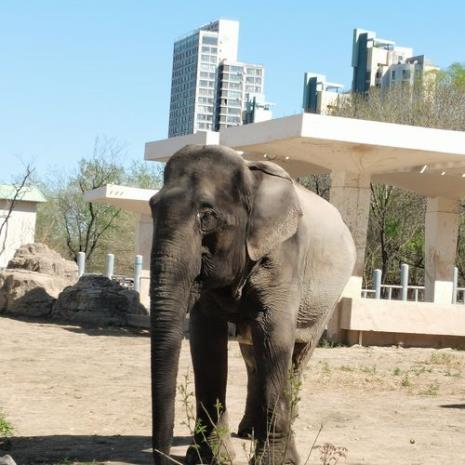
{"left": 145, "top": 113, "right": 465, "bottom": 200}
{"left": 0, "top": 184, "right": 46, "bottom": 203}
{"left": 83, "top": 184, "right": 158, "bottom": 215}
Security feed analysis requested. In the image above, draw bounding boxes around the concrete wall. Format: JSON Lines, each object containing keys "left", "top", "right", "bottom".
{"left": 0, "top": 200, "right": 38, "bottom": 268}
{"left": 334, "top": 297, "right": 465, "bottom": 349}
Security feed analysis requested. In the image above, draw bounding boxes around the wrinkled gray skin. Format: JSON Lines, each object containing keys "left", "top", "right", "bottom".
{"left": 150, "top": 145, "right": 356, "bottom": 465}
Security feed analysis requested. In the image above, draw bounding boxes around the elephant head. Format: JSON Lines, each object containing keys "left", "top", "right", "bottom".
{"left": 150, "top": 144, "right": 302, "bottom": 464}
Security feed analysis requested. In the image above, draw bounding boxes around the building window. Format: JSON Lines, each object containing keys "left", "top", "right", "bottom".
{"left": 402, "top": 69, "right": 410, "bottom": 80}
{"left": 391, "top": 70, "right": 396, "bottom": 80}
{"left": 202, "top": 36, "right": 218, "bottom": 45}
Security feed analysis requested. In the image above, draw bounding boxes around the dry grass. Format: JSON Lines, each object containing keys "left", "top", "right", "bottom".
{"left": 305, "top": 347, "right": 465, "bottom": 397}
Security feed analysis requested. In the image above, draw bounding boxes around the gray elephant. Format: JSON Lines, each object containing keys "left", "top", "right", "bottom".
{"left": 150, "top": 145, "right": 356, "bottom": 465}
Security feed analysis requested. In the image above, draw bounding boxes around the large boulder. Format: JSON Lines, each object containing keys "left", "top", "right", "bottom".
{"left": 52, "top": 274, "right": 148, "bottom": 326}
{"left": 0, "top": 243, "right": 77, "bottom": 317}
{"left": 7, "top": 243, "right": 77, "bottom": 279}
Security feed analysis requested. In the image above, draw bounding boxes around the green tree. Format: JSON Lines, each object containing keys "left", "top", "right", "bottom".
{"left": 36, "top": 137, "right": 164, "bottom": 275}
{"left": 37, "top": 138, "right": 125, "bottom": 269}
{"left": 126, "top": 160, "right": 164, "bottom": 189}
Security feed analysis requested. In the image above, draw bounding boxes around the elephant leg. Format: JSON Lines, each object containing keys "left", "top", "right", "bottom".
{"left": 238, "top": 343, "right": 260, "bottom": 438}
{"left": 250, "top": 312, "right": 299, "bottom": 465}
{"left": 292, "top": 341, "right": 313, "bottom": 376}
{"left": 185, "top": 306, "right": 235, "bottom": 465}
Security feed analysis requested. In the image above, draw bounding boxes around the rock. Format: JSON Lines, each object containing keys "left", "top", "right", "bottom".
{"left": 52, "top": 274, "right": 148, "bottom": 326}
{"left": 0, "top": 243, "right": 77, "bottom": 317}
{"left": 7, "top": 243, "right": 77, "bottom": 279}
{"left": 0, "top": 269, "right": 71, "bottom": 317}
{"left": 0, "top": 455, "right": 17, "bottom": 465}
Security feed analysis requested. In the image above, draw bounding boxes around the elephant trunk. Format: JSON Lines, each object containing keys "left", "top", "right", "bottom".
{"left": 150, "top": 234, "right": 200, "bottom": 465}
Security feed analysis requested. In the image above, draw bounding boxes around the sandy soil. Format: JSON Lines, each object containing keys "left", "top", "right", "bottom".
{"left": 1, "top": 317, "right": 464, "bottom": 465}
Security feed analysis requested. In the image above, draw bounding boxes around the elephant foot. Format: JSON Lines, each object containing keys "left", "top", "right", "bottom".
{"left": 237, "top": 416, "right": 255, "bottom": 439}
{"left": 251, "top": 436, "right": 300, "bottom": 465}
{"left": 185, "top": 437, "right": 236, "bottom": 465}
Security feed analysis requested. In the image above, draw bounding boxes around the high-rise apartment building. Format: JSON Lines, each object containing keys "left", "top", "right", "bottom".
{"left": 168, "top": 19, "right": 269, "bottom": 137}
{"left": 302, "top": 28, "right": 439, "bottom": 115}
{"left": 216, "top": 60, "right": 269, "bottom": 130}
{"left": 302, "top": 73, "right": 345, "bottom": 114}
{"left": 351, "top": 28, "right": 438, "bottom": 93}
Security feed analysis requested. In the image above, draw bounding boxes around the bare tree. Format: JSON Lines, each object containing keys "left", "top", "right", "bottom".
{"left": 0, "top": 164, "right": 34, "bottom": 257}
{"left": 296, "top": 174, "right": 331, "bottom": 200}
{"left": 365, "top": 184, "right": 425, "bottom": 285}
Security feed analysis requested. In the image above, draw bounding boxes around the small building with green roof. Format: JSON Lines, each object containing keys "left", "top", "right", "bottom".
{"left": 0, "top": 184, "right": 46, "bottom": 268}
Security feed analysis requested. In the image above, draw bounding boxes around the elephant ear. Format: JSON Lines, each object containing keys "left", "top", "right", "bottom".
{"left": 246, "top": 160, "right": 303, "bottom": 261}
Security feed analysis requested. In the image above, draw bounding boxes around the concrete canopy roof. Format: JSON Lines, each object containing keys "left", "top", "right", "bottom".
{"left": 83, "top": 184, "right": 158, "bottom": 215}
{"left": 145, "top": 113, "right": 465, "bottom": 200}
{"left": 0, "top": 185, "right": 46, "bottom": 203}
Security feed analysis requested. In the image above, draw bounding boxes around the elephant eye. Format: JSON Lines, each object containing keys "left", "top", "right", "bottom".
{"left": 198, "top": 209, "right": 218, "bottom": 233}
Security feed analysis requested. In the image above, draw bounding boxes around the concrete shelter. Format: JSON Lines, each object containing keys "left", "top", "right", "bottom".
{"left": 142, "top": 113, "right": 465, "bottom": 347}
{"left": 83, "top": 184, "right": 157, "bottom": 306}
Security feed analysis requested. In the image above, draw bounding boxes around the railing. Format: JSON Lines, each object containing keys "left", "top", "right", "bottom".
{"left": 361, "top": 284, "right": 425, "bottom": 301}
{"left": 76, "top": 254, "right": 465, "bottom": 305}
{"left": 362, "top": 264, "right": 464, "bottom": 304}
{"left": 76, "top": 252, "right": 144, "bottom": 294}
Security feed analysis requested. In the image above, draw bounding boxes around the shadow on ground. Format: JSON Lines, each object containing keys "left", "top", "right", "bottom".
{"left": 440, "top": 403, "right": 465, "bottom": 409}
{"left": 0, "top": 435, "right": 190, "bottom": 464}
{"left": 0, "top": 314, "right": 149, "bottom": 338}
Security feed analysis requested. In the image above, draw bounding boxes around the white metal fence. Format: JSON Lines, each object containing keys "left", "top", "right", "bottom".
{"left": 76, "top": 254, "right": 465, "bottom": 305}
{"left": 362, "top": 264, "right": 465, "bottom": 304}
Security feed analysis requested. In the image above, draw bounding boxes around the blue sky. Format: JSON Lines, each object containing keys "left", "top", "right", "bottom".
{"left": 1, "top": 0, "right": 464, "bottom": 182}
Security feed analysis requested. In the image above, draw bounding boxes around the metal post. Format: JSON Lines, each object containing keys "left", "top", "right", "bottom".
{"left": 452, "top": 266, "right": 458, "bottom": 304}
{"left": 134, "top": 255, "right": 143, "bottom": 293}
{"left": 105, "top": 253, "right": 115, "bottom": 279}
{"left": 77, "top": 252, "right": 86, "bottom": 278}
{"left": 400, "top": 263, "right": 409, "bottom": 301}
{"left": 373, "top": 269, "right": 382, "bottom": 299}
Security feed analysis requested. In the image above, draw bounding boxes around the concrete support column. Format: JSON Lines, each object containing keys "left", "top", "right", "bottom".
{"left": 136, "top": 214, "right": 153, "bottom": 308}
{"left": 330, "top": 171, "right": 372, "bottom": 295}
{"left": 327, "top": 171, "right": 371, "bottom": 343}
{"left": 424, "top": 197, "right": 460, "bottom": 304}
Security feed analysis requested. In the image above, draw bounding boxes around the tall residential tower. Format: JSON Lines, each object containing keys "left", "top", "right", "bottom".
{"left": 168, "top": 19, "right": 269, "bottom": 137}
{"left": 351, "top": 28, "right": 438, "bottom": 93}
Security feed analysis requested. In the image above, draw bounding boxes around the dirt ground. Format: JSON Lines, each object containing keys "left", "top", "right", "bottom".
{"left": 1, "top": 317, "right": 464, "bottom": 465}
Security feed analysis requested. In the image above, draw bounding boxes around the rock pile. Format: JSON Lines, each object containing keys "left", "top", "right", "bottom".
{"left": 0, "top": 243, "right": 77, "bottom": 317}
{"left": 0, "top": 243, "right": 148, "bottom": 326}
{"left": 53, "top": 274, "right": 148, "bottom": 326}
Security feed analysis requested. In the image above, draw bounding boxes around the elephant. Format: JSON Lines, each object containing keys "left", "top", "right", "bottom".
{"left": 149, "top": 144, "right": 356, "bottom": 465}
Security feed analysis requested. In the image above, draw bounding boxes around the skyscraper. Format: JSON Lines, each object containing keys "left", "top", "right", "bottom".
{"left": 351, "top": 28, "right": 438, "bottom": 93}
{"left": 168, "top": 19, "right": 269, "bottom": 137}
